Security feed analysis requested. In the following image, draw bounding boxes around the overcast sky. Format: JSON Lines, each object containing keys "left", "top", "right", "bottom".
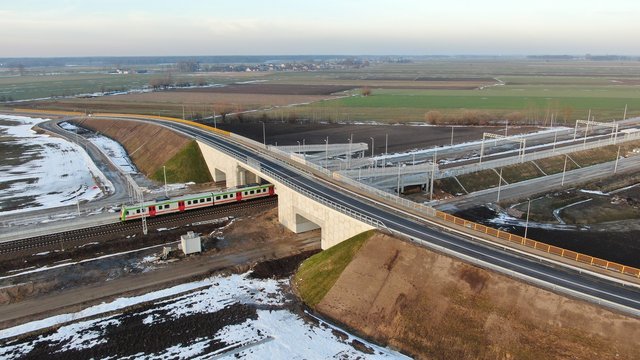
{"left": 2, "top": 0, "right": 639, "bottom": 57}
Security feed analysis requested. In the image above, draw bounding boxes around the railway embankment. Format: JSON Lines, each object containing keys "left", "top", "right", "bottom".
{"left": 293, "top": 231, "right": 640, "bottom": 359}
{"left": 76, "top": 118, "right": 212, "bottom": 183}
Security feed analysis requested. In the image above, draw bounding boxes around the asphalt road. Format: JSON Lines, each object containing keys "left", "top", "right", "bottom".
{"left": 0, "top": 121, "right": 129, "bottom": 236}
{"left": 102, "top": 116, "right": 640, "bottom": 316}
{"left": 436, "top": 154, "right": 640, "bottom": 212}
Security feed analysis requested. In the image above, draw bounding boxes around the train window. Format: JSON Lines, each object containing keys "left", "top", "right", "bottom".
{"left": 215, "top": 196, "right": 220, "bottom": 200}
{"left": 164, "top": 204, "right": 169, "bottom": 209}
{"left": 136, "top": 209, "right": 140, "bottom": 214}
{"left": 223, "top": 195, "right": 227, "bottom": 199}
{"left": 207, "top": 197, "right": 211, "bottom": 202}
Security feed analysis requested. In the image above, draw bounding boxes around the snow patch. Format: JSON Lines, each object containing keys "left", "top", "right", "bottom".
{"left": 0, "top": 114, "right": 114, "bottom": 215}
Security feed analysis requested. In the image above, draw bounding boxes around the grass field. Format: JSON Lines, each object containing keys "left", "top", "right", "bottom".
{"left": 151, "top": 140, "right": 213, "bottom": 184}
{"left": 0, "top": 72, "right": 269, "bottom": 101}
{"left": 293, "top": 230, "right": 373, "bottom": 308}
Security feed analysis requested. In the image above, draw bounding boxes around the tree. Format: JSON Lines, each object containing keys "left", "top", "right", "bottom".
{"left": 214, "top": 103, "right": 232, "bottom": 122}
{"left": 424, "top": 110, "right": 443, "bottom": 124}
{"left": 176, "top": 61, "right": 199, "bottom": 73}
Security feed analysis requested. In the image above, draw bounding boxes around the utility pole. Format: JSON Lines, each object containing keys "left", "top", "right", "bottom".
{"left": 396, "top": 162, "right": 401, "bottom": 194}
{"left": 213, "top": 110, "right": 217, "bottom": 128}
{"left": 348, "top": 134, "right": 353, "bottom": 169}
{"left": 504, "top": 119, "right": 508, "bottom": 137}
{"left": 370, "top": 137, "right": 375, "bottom": 170}
{"left": 325, "top": 136, "right": 329, "bottom": 169}
{"left": 163, "top": 165, "right": 168, "bottom": 198}
{"left": 261, "top": 121, "right": 266, "bottom": 147}
{"left": 623, "top": 104, "right": 628, "bottom": 121}
{"left": 553, "top": 130, "right": 558, "bottom": 152}
{"left": 384, "top": 133, "right": 388, "bottom": 167}
{"left": 76, "top": 191, "right": 81, "bottom": 216}
{"left": 430, "top": 148, "right": 437, "bottom": 201}
{"left": 614, "top": 146, "right": 621, "bottom": 174}
{"left": 450, "top": 126, "right": 454, "bottom": 146}
{"left": 524, "top": 198, "right": 531, "bottom": 239}
{"left": 561, "top": 154, "right": 568, "bottom": 186}
{"left": 182, "top": 105, "right": 185, "bottom": 120}
{"left": 583, "top": 119, "right": 589, "bottom": 148}
{"left": 497, "top": 168, "right": 503, "bottom": 202}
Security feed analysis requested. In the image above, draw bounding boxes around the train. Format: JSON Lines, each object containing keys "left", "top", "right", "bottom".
{"left": 120, "top": 183, "right": 275, "bottom": 221}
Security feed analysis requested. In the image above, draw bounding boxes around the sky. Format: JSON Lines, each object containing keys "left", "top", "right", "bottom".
{"left": 1, "top": 0, "right": 639, "bottom": 57}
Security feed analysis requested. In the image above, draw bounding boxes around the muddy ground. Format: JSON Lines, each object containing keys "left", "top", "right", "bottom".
{"left": 1, "top": 250, "right": 320, "bottom": 360}
{"left": 216, "top": 122, "right": 537, "bottom": 155}
{"left": 0, "top": 204, "right": 317, "bottom": 307}
{"left": 316, "top": 233, "right": 640, "bottom": 360}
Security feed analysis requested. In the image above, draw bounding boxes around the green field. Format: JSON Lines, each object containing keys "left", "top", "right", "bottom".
{"left": 151, "top": 140, "right": 213, "bottom": 184}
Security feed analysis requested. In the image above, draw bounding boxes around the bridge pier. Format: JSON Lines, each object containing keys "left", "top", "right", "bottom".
{"left": 197, "top": 140, "right": 375, "bottom": 249}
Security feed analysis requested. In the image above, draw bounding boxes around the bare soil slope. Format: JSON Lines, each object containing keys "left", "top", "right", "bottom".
{"left": 315, "top": 233, "right": 640, "bottom": 359}
{"left": 78, "top": 118, "right": 190, "bottom": 177}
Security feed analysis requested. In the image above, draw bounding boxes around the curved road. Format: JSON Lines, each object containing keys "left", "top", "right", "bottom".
{"left": 86, "top": 116, "right": 640, "bottom": 316}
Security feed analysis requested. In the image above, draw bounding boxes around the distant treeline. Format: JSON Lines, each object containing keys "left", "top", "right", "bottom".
{"left": 528, "top": 55, "right": 640, "bottom": 61}
{"left": 0, "top": 55, "right": 370, "bottom": 68}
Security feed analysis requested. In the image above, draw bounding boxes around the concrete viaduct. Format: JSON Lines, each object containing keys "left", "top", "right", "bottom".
{"left": 197, "top": 140, "right": 374, "bottom": 249}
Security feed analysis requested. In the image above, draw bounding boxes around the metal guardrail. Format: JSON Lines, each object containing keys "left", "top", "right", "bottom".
{"left": 434, "top": 211, "right": 640, "bottom": 278}
{"left": 333, "top": 173, "right": 437, "bottom": 217}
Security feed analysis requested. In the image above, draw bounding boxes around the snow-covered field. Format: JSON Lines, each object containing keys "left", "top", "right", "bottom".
{"left": 0, "top": 114, "right": 113, "bottom": 215}
{"left": 59, "top": 121, "right": 138, "bottom": 174}
{"left": 0, "top": 272, "right": 408, "bottom": 359}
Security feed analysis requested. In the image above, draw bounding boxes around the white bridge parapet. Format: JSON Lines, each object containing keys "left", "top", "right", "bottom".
{"left": 196, "top": 140, "right": 377, "bottom": 249}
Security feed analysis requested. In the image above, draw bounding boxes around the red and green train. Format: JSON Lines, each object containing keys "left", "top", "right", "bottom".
{"left": 120, "top": 183, "right": 275, "bottom": 221}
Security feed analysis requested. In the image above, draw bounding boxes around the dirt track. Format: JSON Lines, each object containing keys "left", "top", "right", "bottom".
{"left": 0, "top": 207, "right": 321, "bottom": 329}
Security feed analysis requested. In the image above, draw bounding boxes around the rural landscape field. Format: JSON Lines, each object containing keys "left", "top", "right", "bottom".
{"left": 1, "top": 1, "right": 640, "bottom": 359}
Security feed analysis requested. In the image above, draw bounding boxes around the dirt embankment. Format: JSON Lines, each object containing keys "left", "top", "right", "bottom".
{"left": 311, "top": 233, "right": 640, "bottom": 359}
{"left": 76, "top": 118, "right": 191, "bottom": 177}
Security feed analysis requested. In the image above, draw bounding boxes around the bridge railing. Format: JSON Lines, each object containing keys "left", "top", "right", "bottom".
{"left": 333, "top": 172, "right": 437, "bottom": 217}
{"left": 258, "top": 167, "right": 386, "bottom": 230}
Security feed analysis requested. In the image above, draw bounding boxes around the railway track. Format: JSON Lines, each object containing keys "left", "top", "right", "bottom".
{"left": 0, "top": 197, "right": 278, "bottom": 255}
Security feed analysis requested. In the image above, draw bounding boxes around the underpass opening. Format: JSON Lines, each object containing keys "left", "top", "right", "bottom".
{"left": 295, "top": 213, "right": 322, "bottom": 233}
{"left": 214, "top": 168, "right": 226, "bottom": 182}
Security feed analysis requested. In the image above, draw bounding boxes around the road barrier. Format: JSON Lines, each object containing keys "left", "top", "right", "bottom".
{"left": 434, "top": 210, "right": 640, "bottom": 278}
